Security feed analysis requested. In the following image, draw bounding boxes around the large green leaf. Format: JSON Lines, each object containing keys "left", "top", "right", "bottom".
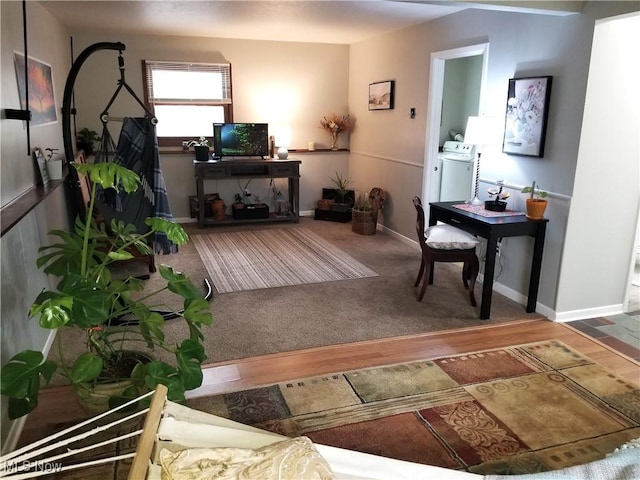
{"left": 160, "top": 265, "right": 203, "bottom": 300}
{"left": 182, "top": 298, "right": 213, "bottom": 326}
{"left": 1, "top": 350, "right": 57, "bottom": 399}
{"left": 145, "top": 218, "right": 189, "bottom": 245}
{"left": 176, "top": 339, "right": 205, "bottom": 390}
{"left": 138, "top": 310, "right": 165, "bottom": 347}
{"left": 69, "top": 352, "right": 104, "bottom": 384}
{"left": 73, "top": 162, "right": 140, "bottom": 193}
{"left": 144, "top": 362, "right": 185, "bottom": 401}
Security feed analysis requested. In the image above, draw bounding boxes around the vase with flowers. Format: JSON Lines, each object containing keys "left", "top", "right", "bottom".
{"left": 320, "top": 113, "right": 352, "bottom": 150}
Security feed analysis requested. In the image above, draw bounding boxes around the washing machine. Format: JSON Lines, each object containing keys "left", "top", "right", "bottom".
{"left": 438, "top": 141, "right": 475, "bottom": 202}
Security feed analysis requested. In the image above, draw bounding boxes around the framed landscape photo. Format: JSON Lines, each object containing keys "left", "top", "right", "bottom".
{"left": 368, "top": 80, "right": 395, "bottom": 110}
{"left": 14, "top": 52, "right": 58, "bottom": 127}
{"left": 502, "top": 76, "right": 552, "bottom": 157}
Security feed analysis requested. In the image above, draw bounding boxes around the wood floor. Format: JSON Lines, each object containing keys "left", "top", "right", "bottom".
{"left": 19, "top": 318, "right": 639, "bottom": 448}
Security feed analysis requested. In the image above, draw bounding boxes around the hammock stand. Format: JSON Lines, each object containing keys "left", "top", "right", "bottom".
{"left": 60, "top": 43, "right": 213, "bottom": 322}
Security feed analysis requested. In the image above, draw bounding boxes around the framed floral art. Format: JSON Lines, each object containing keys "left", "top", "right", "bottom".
{"left": 502, "top": 76, "right": 552, "bottom": 157}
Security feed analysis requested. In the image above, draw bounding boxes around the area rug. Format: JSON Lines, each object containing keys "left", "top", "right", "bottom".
{"left": 188, "top": 340, "right": 640, "bottom": 475}
{"left": 191, "top": 227, "right": 378, "bottom": 293}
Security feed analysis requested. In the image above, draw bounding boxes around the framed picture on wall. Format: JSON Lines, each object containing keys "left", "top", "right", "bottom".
{"left": 32, "top": 147, "right": 50, "bottom": 185}
{"left": 14, "top": 52, "right": 58, "bottom": 127}
{"left": 368, "top": 80, "right": 395, "bottom": 110}
{"left": 502, "top": 76, "right": 552, "bottom": 157}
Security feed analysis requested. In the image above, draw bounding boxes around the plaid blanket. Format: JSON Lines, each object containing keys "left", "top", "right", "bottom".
{"left": 97, "top": 117, "right": 177, "bottom": 254}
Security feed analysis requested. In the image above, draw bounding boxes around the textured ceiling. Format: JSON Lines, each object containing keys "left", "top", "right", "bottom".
{"left": 40, "top": 1, "right": 466, "bottom": 45}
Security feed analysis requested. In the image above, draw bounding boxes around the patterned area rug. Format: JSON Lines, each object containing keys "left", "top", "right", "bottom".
{"left": 189, "top": 340, "right": 640, "bottom": 475}
{"left": 192, "top": 227, "right": 378, "bottom": 293}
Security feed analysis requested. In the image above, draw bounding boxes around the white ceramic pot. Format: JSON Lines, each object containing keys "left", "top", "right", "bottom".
{"left": 47, "top": 159, "right": 63, "bottom": 180}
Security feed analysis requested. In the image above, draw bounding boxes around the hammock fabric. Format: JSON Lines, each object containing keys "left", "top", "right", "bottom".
{"left": 96, "top": 117, "right": 177, "bottom": 254}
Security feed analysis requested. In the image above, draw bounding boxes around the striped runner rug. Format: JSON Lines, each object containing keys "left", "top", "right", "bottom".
{"left": 192, "top": 227, "right": 378, "bottom": 293}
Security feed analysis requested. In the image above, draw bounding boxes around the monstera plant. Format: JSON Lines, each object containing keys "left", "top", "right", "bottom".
{"left": 0, "top": 161, "right": 213, "bottom": 419}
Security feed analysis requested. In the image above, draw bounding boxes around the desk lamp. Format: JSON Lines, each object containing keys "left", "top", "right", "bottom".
{"left": 464, "top": 116, "right": 502, "bottom": 206}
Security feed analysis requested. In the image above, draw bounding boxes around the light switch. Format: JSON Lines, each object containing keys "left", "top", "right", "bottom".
{"left": 410, "top": 108, "right": 416, "bottom": 119}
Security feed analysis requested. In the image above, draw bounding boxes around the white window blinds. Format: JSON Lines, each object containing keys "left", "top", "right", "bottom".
{"left": 144, "top": 61, "right": 232, "bottom": 105}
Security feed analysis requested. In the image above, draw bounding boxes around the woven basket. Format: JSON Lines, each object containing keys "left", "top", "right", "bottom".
{"left": 352, "top": 210, "right": 377, "bottom": 235}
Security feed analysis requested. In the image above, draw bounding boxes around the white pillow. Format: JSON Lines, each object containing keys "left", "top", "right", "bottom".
{"left": 425, "top": 224, "right": 479, "bottom": 250}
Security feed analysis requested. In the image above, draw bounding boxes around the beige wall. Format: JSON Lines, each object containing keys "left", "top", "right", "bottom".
{"left": 347, "top": 2, "right": 638, "bottom": 315}
{"left": 1, "top": 0, "right": 70, "bottom": 451}
{"left": 66, "top": 30, "right": 351, "bottom": 216}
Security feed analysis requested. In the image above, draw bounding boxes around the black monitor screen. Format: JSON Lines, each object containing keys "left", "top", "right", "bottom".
{"left": 213, "top": 123, "right": 269, "bottom": 159}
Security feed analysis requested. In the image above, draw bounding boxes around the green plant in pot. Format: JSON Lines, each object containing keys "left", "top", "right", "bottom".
{"left": 352, "top": 192, "right": 377, "bottom": 235}
{"left": 330, "top": 171, "right": 353, "bottom": 212}
{"left": 76, "top": 127, "right": 101, "bottom": 156}
{"left": 187, "top": 136, "right": 212, "bottom": 162}
{"left": 521, "top": 181, "right": 548, "bottom": 219}
{"left": 0, "top": 161, "right": 213, "bottom": 419}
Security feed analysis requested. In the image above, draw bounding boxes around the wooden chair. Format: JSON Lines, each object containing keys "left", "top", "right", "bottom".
{"left": 413, "top": 196, "right": 479, "bottom": 307}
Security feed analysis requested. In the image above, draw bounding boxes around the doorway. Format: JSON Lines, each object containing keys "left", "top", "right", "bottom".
{"left": 422, "top": 43, "right": 489, "bottom": 214}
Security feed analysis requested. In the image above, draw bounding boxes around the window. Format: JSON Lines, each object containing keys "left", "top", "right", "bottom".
{"left": 142, "top": 60, "right": 233, "bottom": 147}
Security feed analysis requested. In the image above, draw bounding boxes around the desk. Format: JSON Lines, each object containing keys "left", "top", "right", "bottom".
{"left": 194, "top": 159, "right": 301, "bottom": 227}
{"left": 429, "top": 202, "right": 548, "bottom": 320}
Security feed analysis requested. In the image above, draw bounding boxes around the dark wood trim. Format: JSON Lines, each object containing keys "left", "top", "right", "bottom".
{"left": 1, "top": 178, "right": 66, "bottom": 237}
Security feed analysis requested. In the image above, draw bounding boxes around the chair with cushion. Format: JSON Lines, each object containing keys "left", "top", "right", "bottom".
{"left": 413, "top": 196, "right": 479, "bottom": 306}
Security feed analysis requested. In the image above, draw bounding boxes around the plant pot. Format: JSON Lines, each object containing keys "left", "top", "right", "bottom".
{"left": 46, "top": 159, "right": 64, "bottom": 180}
{"left": 194, "top": 146, "right": 210, "bottom": 162}
{"left": 75, "top": 351, "right": 151, "bottom": 415}
{"left": 212, "top": 198, "right": 226, "bottom": 220}
{"left": 317, "top": 199, "right": 333, "bottom": 211}
{"left": 485, "top": 200, "right": 507, "bottom": 212}
{"left": 352, "top": 210, "right": 377, "bottom": 235}
{"left": 526, "top": 198, "right": 548, "bottom": 219}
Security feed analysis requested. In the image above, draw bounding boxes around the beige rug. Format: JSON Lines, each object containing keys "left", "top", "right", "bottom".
{"left": 192, "top": 227, "right": 378, "bottom": 293}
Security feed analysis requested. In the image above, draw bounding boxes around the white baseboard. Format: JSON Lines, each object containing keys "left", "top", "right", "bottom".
{"left": 552, "top": 304, "right": 624, "bottom": 323}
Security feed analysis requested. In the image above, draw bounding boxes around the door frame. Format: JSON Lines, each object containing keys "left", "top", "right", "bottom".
{"left": 422, "top": 43, "right": 490, "bottom": 219}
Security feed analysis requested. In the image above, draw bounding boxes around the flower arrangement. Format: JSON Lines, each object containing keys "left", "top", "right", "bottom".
{"left": 320, "top": 113, "right": 352, "bottom": 150}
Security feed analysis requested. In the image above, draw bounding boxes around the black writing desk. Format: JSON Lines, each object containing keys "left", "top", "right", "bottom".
{"left": 428, "top": 202, "right": 548, "bottom": 320}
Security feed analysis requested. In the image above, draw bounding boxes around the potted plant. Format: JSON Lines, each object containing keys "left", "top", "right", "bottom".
{"left": 485, "top": 180, "right": 511, "bottom": 212}
{"left": 351, "top": 193, "right": 377, "bottom": 235}
{"left": 521, "top": 181, "right": 548, "bottom": 219}
{"left": 187, "top": 136, "right": 212, "bottom": 162}
{"left": 233, "top": 193, "right": 245, "bottom": 210}
{"left": 0, "top": 161, "right": 213, "bottom": 419}
{"left": 330, "top": 171, "right": 353, "bottom": 212}
{"left": 76, "top": 128, "right": 101, "bottom": 156}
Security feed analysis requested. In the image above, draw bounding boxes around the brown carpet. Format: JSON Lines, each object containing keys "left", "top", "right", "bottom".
{"left": 188, "top": 340, "right": 640, "bottom": 475}
{"left": 53, "top": 217, "right": 547, "bottom": 367}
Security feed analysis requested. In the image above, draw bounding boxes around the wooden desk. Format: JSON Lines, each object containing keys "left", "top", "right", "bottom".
{"left": 194, "top": 159, "right": 301, "bottom": 227}
{"left": 429, "top": 202, "right": 548, "bottom": 320}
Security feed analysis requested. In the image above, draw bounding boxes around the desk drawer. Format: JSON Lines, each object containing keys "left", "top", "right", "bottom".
{"left": 199, "top": 165, "right": 227, "bottom": 178}
{"left": 270, "top": 164, "right": 297, "bottom": 176}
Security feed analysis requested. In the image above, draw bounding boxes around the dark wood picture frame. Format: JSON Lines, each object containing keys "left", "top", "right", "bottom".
{"left": 502, "top": 76, "right": 552, "bottom": 157}
{"left": 368, "top": 80, "right": 395, "bottom": 110}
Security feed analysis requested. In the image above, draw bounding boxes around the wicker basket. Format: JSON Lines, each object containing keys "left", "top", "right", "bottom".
{"left": 352, "top": 210, "right": 377, "bottom": 235}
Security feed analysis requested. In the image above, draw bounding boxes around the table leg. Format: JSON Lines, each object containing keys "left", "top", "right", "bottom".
{"left": 527, "top": 222, "right": 547, "bottom": 312}
{"left": 196, "top": 173, "right": 205, "bottom": 228}
{"left": 480, "top": 235, "right": 499, "bottom": 320}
